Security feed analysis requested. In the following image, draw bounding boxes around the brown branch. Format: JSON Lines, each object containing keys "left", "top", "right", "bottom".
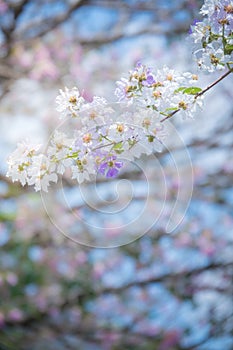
{"left": 1, "top": 0, "right": 30, "bottom": 40}
{"left": 87, "top": 0, "right": 196, "bottom": 16}
{"left": 16, "top": 0, "right": 90, "bottom": 40}
{"left": 195, "top": 68, "right": 233, "bottom": 99}
{"left": 160, "top": 68, "right": 233, "bottom": 123}
{"left": 11, "top": 0, "right": 30, "bottom": 20}
{"left": 94, "top": 261, "right": 233, "bottom": 295}
{"left": 77, "top": 25, "right": 189, "bottom": 46}
{"left": 160, "top": 108, "right": 180, "bottom": 123}
{"left": 4, "top": 260, "right": 232, "bottom": 328}
{"left": 89, "top": 0, "right": 166, "bottom": 12}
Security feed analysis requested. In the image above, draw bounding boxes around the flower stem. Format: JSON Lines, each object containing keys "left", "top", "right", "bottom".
{"left": 194, "top": 69, "right": 233, "bottom": 99}
{"left": 92, "top": 142, "right": 115, "bottom": 151}
{"left": 160, "top": 109, "right": 180, "bottom": 122}
{"left": 160, "top": 69, "right": 233, "bottom": 123}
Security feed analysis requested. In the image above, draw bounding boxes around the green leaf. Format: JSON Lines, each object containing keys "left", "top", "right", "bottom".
{"left": 147, "top": 135, "right": 155, "bottom": 142}
{"left": 183, "top": 87, "right": 202, "bottom": 95}
{"left": 225, "top": 44, "right": 233, "bottom": 55}
{"left": 165, "top": 107, "right": 178, "bottom": 112}
{"left": 175, "top": 86, "right": 202, "bottom": 95}
{"left": 209, "top": 33, "right": 220, "bottom": 42}
{"left": 202, "top": 41, "right": 207, "bottom": 48}
{"left": 113, "top": 142, "right": 123, "bottom": 150}
{"left": 174, "top": 87, "right": 186, "bottom": 94}
{"left": 115, "top": 149, "right": 124, "bottom": 154}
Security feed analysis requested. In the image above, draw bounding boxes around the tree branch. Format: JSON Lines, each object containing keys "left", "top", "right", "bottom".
{"left": 16, "top": 0, "right": 90, "bottom": 39}
{"left": 1, "top": 0, "right": 30, "bottom": 40}
{"left": 160, "top": 68, "right": 233, "bottom": 123}
{"left": 4, "top": 260, "right": 232, "bottom": 328}
{"left": 92, "top": 261, "right": 233, "bottom": 295}
{"left": 195, "top": 68, "right": 233, "bottom": 99}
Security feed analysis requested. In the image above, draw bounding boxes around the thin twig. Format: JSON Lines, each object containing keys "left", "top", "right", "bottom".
{"left": 92, "top": 141, "right": 115, "bottom": 151}
{"left": 195, "top": 68, "right": 233, "bottom": 99}
{"left": 160, "top": 68, "right": 233, "bottom": 123}
{"left": 160, "top": 108, "right": 180, "bottom": 122}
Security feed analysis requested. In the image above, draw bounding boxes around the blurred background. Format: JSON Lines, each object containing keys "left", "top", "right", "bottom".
{"left": 0, "top": 0, "right": 233, "bottom": 349}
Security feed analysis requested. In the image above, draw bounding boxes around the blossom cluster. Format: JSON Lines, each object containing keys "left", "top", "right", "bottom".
{"left": 7, "top": 63, "right": 204, "bottom": 192}
{"left": 6, "top": 0, "right": 233, "bottom": 192}
{"left": 190, "top": 0, "right": 233, "bottom": 72}
{"left": 115, "top": 62, "right": 203, "bottom": 119}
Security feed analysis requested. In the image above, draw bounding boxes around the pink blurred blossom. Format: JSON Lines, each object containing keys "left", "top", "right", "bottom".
{"left": 159, "top": 330, "right": 181, "bottom": 350}
{"left": 6, "top": 272, "right": 18, "bottom": 286}
{"left": 0, "top": 0, "right": 8, "bottom": 14}
{"left": 0, "top": 312, "right": 5, "bottom": 327}
{"left": 8, "top": 308, "right": 24, "bottom": 322}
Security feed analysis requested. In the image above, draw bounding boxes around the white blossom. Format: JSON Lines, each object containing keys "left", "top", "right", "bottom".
{"left": 6, "top": 141, "right": 41, "bottom": 186}
{"left": 71, "top": 155, "right": 96, "bottom": 184}
{"left": 7, "top": 1, "right": 232, "bottom": 191}
{"left": 79, "top": 96, "right": 114, "bottom": 127}
{"left": 47, "top": 130, "right": 73, "bottom": 175}
{"left": 56, "top": 87, "right": 84, "bottom": 118}
{"left": 28, "top": 155, "right": 58, "bottom": 192}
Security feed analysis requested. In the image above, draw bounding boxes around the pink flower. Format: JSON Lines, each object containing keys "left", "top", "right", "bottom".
{"left": 8, "top": 309, "right": 23, "bottom": 322}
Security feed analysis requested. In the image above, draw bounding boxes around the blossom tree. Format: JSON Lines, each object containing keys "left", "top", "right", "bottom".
{"left": 6, "top": 0, "right": 233, "bottom": 191}
{"left": 1, "top": 0, "right": 233, "bottom": 349}
{"left": 0, "top": 0, "right": 202, "bottom": 98}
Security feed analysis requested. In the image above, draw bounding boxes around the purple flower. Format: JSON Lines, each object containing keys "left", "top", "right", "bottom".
{"left": 106, "top": 167, "right": 119, "bottom": 178}
{"left": 144, "top": 74, "right": 156, "bottom": 86}
{"left": 135, "top": 61, "right": 142, "bottom": 68}
{"left": 142, "top": 67, "right": 156, "bottom": 86}
{"left": 98, "top": 156, "right": 123, "bottom": 178}
{"left": 98, "top": 162, "right": 108, "bottom": 175}
{"left": 189, "top": 19, "right": 199, "bottom": 34}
